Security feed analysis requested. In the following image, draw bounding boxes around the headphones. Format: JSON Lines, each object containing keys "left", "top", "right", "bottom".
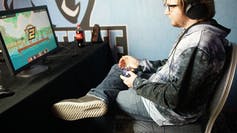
{"left": 185, "top": 0, "right": 208, "bottom": 19}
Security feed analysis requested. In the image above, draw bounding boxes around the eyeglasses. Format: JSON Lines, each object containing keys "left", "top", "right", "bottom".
{"left": 164, "top": 4, "right": 179, "bottom": 12}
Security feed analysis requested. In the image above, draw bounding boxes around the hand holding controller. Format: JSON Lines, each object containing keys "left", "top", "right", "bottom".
{"left": 121, "top": 66, "right": 138, "bottom": 77}
{"left": 120, "top": 67, "right": 138, "bottom": 88}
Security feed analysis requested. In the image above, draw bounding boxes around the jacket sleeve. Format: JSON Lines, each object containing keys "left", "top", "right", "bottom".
{"left": 133, "top": 78, "right": 179, "bottom": 109}
{"left": 138, "top": 59, "right": 167, "bottom": 73}
{"left": 132, "top": 48, "right": 206, "bottom": 110}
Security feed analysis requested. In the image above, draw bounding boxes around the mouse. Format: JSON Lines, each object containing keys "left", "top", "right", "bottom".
{"left": 0, "top": 85, "right": 15, "bottom": 98}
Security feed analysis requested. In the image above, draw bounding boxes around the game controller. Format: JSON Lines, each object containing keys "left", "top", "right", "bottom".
{"left": 122, "top": 68, "right": 131, "bottom": 77}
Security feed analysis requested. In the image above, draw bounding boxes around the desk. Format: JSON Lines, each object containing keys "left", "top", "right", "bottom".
{"left": 0, "top": 42, "right": 115, "bottom": 132}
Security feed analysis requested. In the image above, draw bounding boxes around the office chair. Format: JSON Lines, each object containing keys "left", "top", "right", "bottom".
{"left": 113, "top": 43, "right": 237, "bottom": 133}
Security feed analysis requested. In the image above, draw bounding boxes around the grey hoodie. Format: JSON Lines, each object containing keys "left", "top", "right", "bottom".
{"left": 132, "top": 19, "right": 231, "bottom": 125}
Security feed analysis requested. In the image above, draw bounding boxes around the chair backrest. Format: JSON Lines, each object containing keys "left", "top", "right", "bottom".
{"left": 204, "top": 43, "right": 237, "bottom": 133}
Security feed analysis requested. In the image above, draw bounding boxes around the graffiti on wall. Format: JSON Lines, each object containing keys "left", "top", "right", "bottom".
{"left": 55, "top": 0, "right": 80, "bottom": 24}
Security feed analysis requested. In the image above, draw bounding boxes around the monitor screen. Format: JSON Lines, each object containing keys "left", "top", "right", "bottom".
{"left": 0, "top": 6, "right": 59, "bottom": 77}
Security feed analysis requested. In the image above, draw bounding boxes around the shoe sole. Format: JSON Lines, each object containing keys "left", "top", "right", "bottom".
{"left": 52, "top": 100, "right": 107, "bottom": 121}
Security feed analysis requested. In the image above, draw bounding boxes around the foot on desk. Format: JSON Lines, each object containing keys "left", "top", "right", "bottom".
{"left": 52, "top": 95, "right": 107, "bottom": 121}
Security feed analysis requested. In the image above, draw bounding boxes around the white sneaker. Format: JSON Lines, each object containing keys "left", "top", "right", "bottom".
{"left": 52, "top": 95, "right": 107, "bottom": 121}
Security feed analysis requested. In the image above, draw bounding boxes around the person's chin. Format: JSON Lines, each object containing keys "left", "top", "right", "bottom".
{"left": 171, "top": 22, "right": 179, "bottom": 28}
{"left": 170, "top": 21, "right": 175, "bottom": 26}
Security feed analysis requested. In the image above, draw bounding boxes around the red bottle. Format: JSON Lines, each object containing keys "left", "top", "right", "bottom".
{"left": 75, "top": 24, "right": 84, "bottom": 47}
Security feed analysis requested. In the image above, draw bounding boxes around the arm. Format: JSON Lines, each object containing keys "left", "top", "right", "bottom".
{"left": 132, "top": 48, "right": 211, "bottom": 110}
{"left": 133, "top": 78, "right": 179, "bottom": 109}
{"left": 118, "top": 55, "right": 167, "bottom": 73}
{"left": 119, "top": 56, "right": 168, "bottom": 88}
{"left": 138, "top": 59, "right": 168, "bottom": 73}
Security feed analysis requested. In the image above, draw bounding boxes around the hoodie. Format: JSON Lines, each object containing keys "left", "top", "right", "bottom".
{"left": 132, "top": 19, "right": 231, "bottom": 125}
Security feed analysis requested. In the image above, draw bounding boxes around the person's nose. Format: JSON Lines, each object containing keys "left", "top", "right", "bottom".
{"left": 164, "top": 7, "right": 169, "bottom": 15}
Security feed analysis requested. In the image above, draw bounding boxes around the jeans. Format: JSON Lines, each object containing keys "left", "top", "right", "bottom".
{"left": 87, "top": 64, "right": 153, "bottom": 121}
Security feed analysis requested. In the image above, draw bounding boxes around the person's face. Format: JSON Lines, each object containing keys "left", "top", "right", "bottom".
{"left": 164, "top": 0, "right": 187, "bottom": 28}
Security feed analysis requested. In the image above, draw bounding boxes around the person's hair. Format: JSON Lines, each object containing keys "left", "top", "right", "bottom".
{"left": 164, "top": 0, "right": 215, "bottom": 20}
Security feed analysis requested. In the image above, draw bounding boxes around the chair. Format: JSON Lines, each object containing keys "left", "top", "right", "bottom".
{"left": 204, "top": 43, "right": 237, "bottom": 133}
{"left": 112, "top": 43, "right": 237, "bottom": 133}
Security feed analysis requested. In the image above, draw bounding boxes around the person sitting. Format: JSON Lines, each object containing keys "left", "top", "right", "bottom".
{"left": 52, "top": 0, "right": 231, "bottom": 127}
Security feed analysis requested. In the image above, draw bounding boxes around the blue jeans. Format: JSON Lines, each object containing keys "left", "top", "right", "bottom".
{"left": 87, "top": 64, "right": 153, "bottom": 121}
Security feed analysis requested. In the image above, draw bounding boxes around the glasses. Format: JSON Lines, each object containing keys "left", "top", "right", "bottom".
{"left": 164, "top": 4, "right": 179, "bottom": 12}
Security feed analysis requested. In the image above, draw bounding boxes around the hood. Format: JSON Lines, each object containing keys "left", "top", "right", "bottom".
{"left": 206, "top": 19, "right": 231, "bottom": 35}
{"left": 184, "top": 19, "right": 231, "bottom": 40}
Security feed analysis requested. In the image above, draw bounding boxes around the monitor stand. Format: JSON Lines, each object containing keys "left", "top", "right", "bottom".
{"left": 17, "top": 64, "right": 48, "bottom": 78}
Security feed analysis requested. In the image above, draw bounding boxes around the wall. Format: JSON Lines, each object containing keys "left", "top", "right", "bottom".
{"left": 213, "top": 0, "right": 237, "bottom": 110}
{"left": 0, "top": 0, "right": 236, "bottom": 109}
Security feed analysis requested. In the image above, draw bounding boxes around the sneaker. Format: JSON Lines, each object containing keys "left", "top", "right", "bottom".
{"left": 52, "top": 95, "right": 107, "bottom": 121}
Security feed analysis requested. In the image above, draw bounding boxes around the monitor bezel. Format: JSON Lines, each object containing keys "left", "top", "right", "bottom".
{"left": 0, "top": 5, "right": 59, "bottom": 76}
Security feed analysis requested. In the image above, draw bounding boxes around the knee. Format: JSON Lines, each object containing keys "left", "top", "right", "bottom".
{"left": 111, "top": 64, "right": 119, "bottom": 69}
{"left": 116, "top": 91, "right": 128, "bottom": 109}
{"left": 111, "top": 64, "right": 122, "bottom": 72}
{"left": 116, "top": 90, "right": 135, "bottom": 108}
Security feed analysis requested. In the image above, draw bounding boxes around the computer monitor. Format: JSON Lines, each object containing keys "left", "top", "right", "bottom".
{"left": 0, "top": 6, "right": 59, "bottom": 77}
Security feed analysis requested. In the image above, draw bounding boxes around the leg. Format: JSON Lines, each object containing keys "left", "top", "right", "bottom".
{"left": 116, "top": 89, "right": 173, "bottom": 128}
{"left": 116, "top": 89, "right": 152, "bottom": 121}
{"left": 87, "top": 64, "right": 128, "bottom": 105}
{"left": 52, "top": 64, "right": 127, "bottom": 121}
{"left": 114, "top": 89, "right": 156, "bottom": 132}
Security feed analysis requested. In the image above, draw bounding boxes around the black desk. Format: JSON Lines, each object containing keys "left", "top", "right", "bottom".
{"left": 0, "top": 43, "right": 115, "bottom": 132}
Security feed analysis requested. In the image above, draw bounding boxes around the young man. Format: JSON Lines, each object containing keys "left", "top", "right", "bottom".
{"left": 52, "top": 0, "right": 231, "bottom": 126}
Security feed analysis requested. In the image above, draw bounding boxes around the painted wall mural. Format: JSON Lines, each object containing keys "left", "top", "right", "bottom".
{"left": 55, "top": 0, "right": 81, "bottom": 24}
{"left": 0, "top": 0, "right": 128, "bottom": 61}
